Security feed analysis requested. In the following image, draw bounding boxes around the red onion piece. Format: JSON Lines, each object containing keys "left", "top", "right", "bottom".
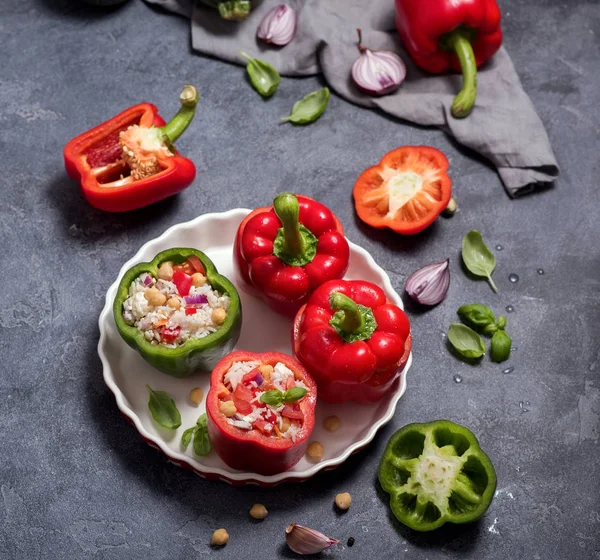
{"left": 143, "top": 274, "right": 153, "bottom": 286}
{"left": 184, "top": 294, "right": 208, "bottom": 305}
{"left": 256, "top": 4, "right": 296, "bottom": 47}
{"left": 351, "top": 28, "right": 406, "bottom": 96}
{"left": 405, "top": 259, "right": 450, "bottom": 306}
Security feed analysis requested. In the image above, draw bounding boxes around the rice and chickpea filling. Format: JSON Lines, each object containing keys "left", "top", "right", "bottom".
{"left": 122, "top": 258, "right": 230, "bottom": 347}
{"left": 217, "top": 361, "right": 309, "bottom": 442}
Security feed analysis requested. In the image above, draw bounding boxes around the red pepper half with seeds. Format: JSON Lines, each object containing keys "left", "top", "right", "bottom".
{"left": 234, "top": 193, "right": 350, "bottom": 317}
{"left": 64, "top": 85, "right": 199, "bottom": 212}
{"left": 292, "top": 279, "right": 412, "bottom": 404}
{"left": 206, "top": 351, "right": 317, "bottom": 475}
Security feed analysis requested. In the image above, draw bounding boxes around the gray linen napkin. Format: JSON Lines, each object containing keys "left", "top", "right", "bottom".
{"left": 146, "top": 0, "right": 559, "bottom": 196}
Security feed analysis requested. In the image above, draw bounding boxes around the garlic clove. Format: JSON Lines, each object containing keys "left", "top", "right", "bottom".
{"left": 285, "top": 523, "right": 340, "bottom": 555}
{"left": 405, "top": 259, "right": 451, "bottom": 306}
{"left": 257, "top": 4, "right": 296, "bottom": 47}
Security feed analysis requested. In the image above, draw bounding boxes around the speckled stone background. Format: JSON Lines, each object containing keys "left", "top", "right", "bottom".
{"left": 1, "top": 0, "right": 599, "bottom": 558}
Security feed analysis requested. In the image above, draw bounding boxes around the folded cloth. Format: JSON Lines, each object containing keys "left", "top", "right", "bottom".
{"left": 145, "top": 0, "right": 559, "bottom": 197}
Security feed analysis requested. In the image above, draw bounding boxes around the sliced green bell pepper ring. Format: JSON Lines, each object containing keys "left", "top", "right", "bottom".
{"left": 113, "top": 248, "right": 242, "bottom": 378}
{"left": 378, "top": 420, "right": 496, "bottom": 532}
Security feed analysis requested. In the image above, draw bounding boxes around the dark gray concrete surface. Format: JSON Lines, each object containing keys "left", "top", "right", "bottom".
{"left": 1, "top": 0, "right": 599, "bottom": 558}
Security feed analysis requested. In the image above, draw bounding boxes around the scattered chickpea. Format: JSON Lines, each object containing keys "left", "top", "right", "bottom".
{"left": 192, "top": 273, "right": 206, "bottom": 287}
{"left": 189, "top": 387, "right": 204, "bottom": 406}
{"left": 219, "top": 400, "right": 237, "bottom": 418}
{"left": 212, "top": 308, "right": 227, "bottom": 325}
{"left": 166, "top": 297, "right": 181, "bottom": 309}
{"left": 307, "top": 441, "right": 324, "bottom": 462}
{"left": 249, "top": 504, "right": 268, "bottom": 520}
{"left": 335, "top": 492, "right": 352, "bottom": 511}
{"left": 323, "top": 415, "right": 341, "bottom": 432}
{"left": 144, "top": 287, "right": 167, "bottom": 307}
{"left": 258, "top": 364, "right": 274, "bottom": 380}
{"left": 211, "top": 529, "right": 229, "bottom": 546}
{"left": 280, "top": 417, "right": 291, "bottom": 432}
{"left": 157, "top": 262, "right": 174, "bottom": 281}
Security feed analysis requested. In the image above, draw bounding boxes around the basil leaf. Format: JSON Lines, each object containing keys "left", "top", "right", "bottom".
{"left": 281, "top": 87, "right": 330, "bottom": 125}
{"left": 283, "top": 387, "right": 307, "bottom": 403}
{"left": 483, "top": 323, "right": 498, "bottom": 335}
{"left": 181, "top": 426, "right": 196, "bottom": 448}
{"left": 146, "top": 385, "right": 182, "bottom": 429}
{"left": 457, "top": 304, "right": 496, "bottom": 331}
{"left": 240, "top": 51, "right": 280, "bottom": 98}
{"left": 260, "top": 390, "right": 284, "bottom": 407}
{"left": 490, "top": 330, "right": 512, "bottom": 362}
{"left": 496, "top": 315, "right": 507, "bottom": 330}
{"left": 462, "top": 230, "right": 498, "bottom": 293}
{"left": 193, "top": 415, "right": 211, "bottom": 456}
{"left": 447, "top": 323, "right": 486, "bottom": 359}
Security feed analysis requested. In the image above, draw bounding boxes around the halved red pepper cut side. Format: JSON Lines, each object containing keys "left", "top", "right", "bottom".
{"left": 353, "top": 146, "right": 452, "bottom": 235}
{"left": 206, "top": 351, "right": 317, "bottom": 475}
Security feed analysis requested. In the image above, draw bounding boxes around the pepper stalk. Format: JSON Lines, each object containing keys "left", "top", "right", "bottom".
{"left": 329, "top": 292, "right": 378, "bottom": 343}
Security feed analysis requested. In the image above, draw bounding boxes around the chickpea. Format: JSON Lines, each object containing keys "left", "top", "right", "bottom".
{"left": 211, "top": 529, "right": 229, "bottom": 546}
{"left": 219, "top": 400, "right": 237, "bottom": 418}
{"left": 212, "top": 308, "right": 227, "bottom": 325}
{"left": 258, "top": 364, "right": 274, "bottom": 381}
{"left": 192, "top": 273, "right": 206, "bottom": 287}
{"left": 335, "top": 492, "right": 352, "bottom": 511}
{"left": 157, "top": 262, "right": 174, "bottom": 281}
{"left": 306, "top": 441, "right": 324, "bottom": 462}
{"left": 144, "top": 287, "right": 167, "bottom": 307}
{"left": 189, "top": 387, "right": 204, "bottom": 405}
{"left": 280, "top": 417, "right": 291, "bottom": 432}
{"left": 249, "top": 504, "right": 268, "bottom": 520}
{"left": 323, "top": 415, "right": 341, "bottom": 432}
{"left": 166, "top": 297, "right": 181, "bottom": 310}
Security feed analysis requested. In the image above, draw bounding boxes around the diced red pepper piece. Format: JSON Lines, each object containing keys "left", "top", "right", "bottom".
{"left": 254, "top": 418, "right": 274, "bottom": 436}
{"left": 281, "top": 403, "right": 304, "bottom": 421}
{"left": 263, "top": 409, "right": 277, "bottom": 424}
{"left": 216, "top": 383, "right": 231, "bottom": 399}
{"left": 233, "top": 383, "right": 254, "bottom": 415}
{"left": 187, "top": 255, "right": 206, "bottom": 275}
{"left": 173, "top": 270, "right": 193, "bottom": 296}
{"left": 160, "top": 326, "right": 181, "bottom": 343}
{"left": 242, "top": 368, "right": 263, "bottom": 386}
{"left": 285, "top": 376, "right": 296, "bottom": 390}
{"left": 185, "top": 307, "right": 197, "bottom": 315}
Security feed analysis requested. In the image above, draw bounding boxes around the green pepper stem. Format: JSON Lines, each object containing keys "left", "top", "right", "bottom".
{"left": 218, "top": 0, "right": 250, "bottom": 20}
{"left": 444, "top": 29, "right": 477, "bottom": 118}
{"left": 158, "top": 85, "right": 199, "bottom": 144}
{"left": 329, "top": 293, "right": 365, "bottom": 333}
{"left": 273, "top": 193, "right": 303, "bottom": 257}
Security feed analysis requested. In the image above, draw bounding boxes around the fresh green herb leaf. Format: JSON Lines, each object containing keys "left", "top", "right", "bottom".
{"left": 447, "top": 323, "right": 486, "bottom": 359}
{"left": 260, "top": 390, "right": 284, "bottom": 407}
{"left": 181, "top": 426, "right": 196, "bottom": 448}
{"left": 240, "top": 51, "right": 280, "bottom": 98}
{"left": 146, "top": 385, "right": 182, "bottom": 429}
{"left": 490, "top": 330, "right": 512, "bottom": 362}
{"left": 193, "top": 413, "right": 211, "bottom": 456}
{"left": 457, "top": 304, "right": 496, "bottom": 331}
{"left": 283, "top": 387, "right": 307, "bottom": 403}
{"left": 483, "top": 323, "right": 498, "bottom": 335}
{"left": 496, "top": 315, "right": 507, "bottom": 330}
{"left": 281, "top": 87, "right": 330, "bottom": 125}
{"left": 462, "top": 230, "right": 498, "bottom": 293}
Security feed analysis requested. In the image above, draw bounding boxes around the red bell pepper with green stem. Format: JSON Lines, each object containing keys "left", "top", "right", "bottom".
{"left": 395, "top": 0, "right": 502, "bottom": 118}
{"left": 234, "top": 193, "right": 350, "bottom": 317}
{"left": 64, "top": 85, "right": 199, "bottom": 212}
{"left": 292, "top": 279, "right": 412, "bottom": 404}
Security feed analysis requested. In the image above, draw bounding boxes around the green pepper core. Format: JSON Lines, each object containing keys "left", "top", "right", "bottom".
{"left": 378, "top": 420, "right": 497, "bottom": 532}
{"left": 113, "top": 248, "right": 242, "bottom": 378}
{"left": 329, "top": 292, "right": 377, "bottom": 343}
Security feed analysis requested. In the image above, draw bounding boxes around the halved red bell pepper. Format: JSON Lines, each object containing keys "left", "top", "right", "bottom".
{"left": 353, "top": 146, "right": 452, "bottom": 235}
{"left": 64, "top": 85, "right": 199, "bottom": 212}
{"left": 234, "top": 193, "right": 350, "bottom": 317}
{"left": 395, "top": 0, "right": 502, "bottom": 118}
{"left": 292, "top": 279, "right": 412, "bottom": 404}
{"left": 206, "top": 351, "right": 317, "bottom": 475}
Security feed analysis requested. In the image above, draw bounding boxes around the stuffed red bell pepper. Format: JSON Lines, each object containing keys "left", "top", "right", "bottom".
{"left": 206, "top": 351, "right": 317, "bottom": 475}
{"left": 64, "top": 85, "right": 199, "bottom": 212}
{"left": 292, "top": 279, "right": 412, "bottom": 404}
{"left": 234, "top": 193, "right": 350, "bottom": 317}
{"left": 395, "top": 0, "right": 502, "bottom": 118}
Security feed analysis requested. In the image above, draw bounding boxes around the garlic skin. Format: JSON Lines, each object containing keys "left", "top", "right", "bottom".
{"left": 256, "top": 4, "right": 296, "bottom": 47}
{"left": 405, "top": 259, "right": 451, "bottom": 306}
{"left": 285, "top": 523, "right": 340, "bottom": 555}
{"left": 351, "top": 29, "right": 406, "bottom": 96}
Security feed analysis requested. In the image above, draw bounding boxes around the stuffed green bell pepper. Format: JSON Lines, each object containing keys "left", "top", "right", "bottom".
{"left": 378, "top": 420, "right": 496, "bottom": 532}
{"left": 113, "top": 248, "right": 242, "bottom": 377}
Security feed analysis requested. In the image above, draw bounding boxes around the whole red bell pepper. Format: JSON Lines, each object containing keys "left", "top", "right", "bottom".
{"left": 292, "top": 279, "right": 412, "bottom": 404}
{"left": 206, "top": 351, "right": 317, "bottom": 475}
{"left": 395, "top": 0, "right": 502, "bottom": 118}
{"left": 64, "top": 85, "right": 199, "bottom": 212}
{"left": 234, "top": 193, "right": 350, "bottom": 317}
